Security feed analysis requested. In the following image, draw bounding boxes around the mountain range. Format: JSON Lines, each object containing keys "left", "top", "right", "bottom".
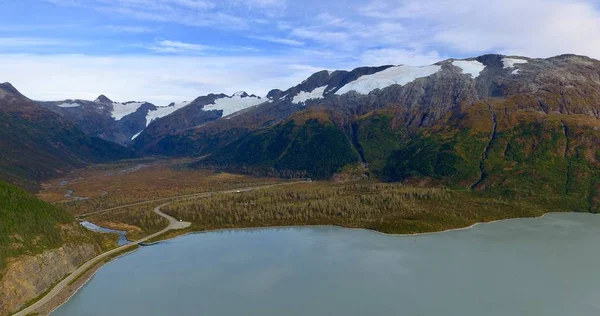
{"left": 38, "top": 91, "right": 264, "bottom": 145}
{"left": 0, "top": 83, "right": 136, "bottom": 190}
{"left": 2, "top": 53, "right": 600, "bottom": 212}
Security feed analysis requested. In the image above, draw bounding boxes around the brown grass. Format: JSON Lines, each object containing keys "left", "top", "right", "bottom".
{"left": 161, "top": 181, "right": 552, "bottom": 235}
{"left": 38, "top": 158, "right": 284, "bottom": 215}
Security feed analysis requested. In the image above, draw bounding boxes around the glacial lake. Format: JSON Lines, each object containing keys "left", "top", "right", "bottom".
{"left": 55, "top": 213, "right": 600, "bottom": 316}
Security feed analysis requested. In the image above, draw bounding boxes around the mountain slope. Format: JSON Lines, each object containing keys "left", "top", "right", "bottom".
{"left": 135, "top": 54, "right": 600, "bottom": 211}
{"left": 132, "top": 92, "right": 264, "bottom": 153}
{"left": 40, "top": 91, "right": 265, "bottom": 147}
{"left": 193, "top": 109, "right": 360, "bottom": 178}
{"left": 0, "top": 83, "right": 136, "bottom": 190}
{"left": 39, "top": 95, "right": 159, "bottom": 145}
{"left": 0, "top": 180, "right": 102, "bottom": 315}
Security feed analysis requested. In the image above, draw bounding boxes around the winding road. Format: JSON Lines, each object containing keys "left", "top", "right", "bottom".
{"left": 14, "top": 182, "right": 304, "bottom": 316}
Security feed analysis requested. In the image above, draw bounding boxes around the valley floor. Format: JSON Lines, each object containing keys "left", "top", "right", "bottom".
{"left": 40, "top": 158, "right": 587, "bottom": 243}
{"left": 18, "top": 159, "right": 591, "bottom": 315}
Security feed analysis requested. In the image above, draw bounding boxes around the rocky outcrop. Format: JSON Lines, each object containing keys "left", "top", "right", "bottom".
{"left": 0, "top": 243, "right": 97, "bottom": 315}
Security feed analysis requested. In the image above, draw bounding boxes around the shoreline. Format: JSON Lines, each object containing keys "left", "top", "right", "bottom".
{"left": 144, "top": 211, "right": 573, "bottom": 245}
{"left": 35, "top": 210, "right": 587, "bottom": 315}
{"left": 38, "top": 248, "right": 141, "bottom": 316}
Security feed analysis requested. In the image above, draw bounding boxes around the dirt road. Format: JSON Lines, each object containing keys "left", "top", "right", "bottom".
{"left": 14, "top": 182, "right": 304, "bottom": 316}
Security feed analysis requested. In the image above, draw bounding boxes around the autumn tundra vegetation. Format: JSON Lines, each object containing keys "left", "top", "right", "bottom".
{"left": 160, "top": 182, "right": 553, "bottom": 235}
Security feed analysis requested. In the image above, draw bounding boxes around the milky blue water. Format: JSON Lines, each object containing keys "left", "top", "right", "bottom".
{"left": 57, "top": 213, "right": 600, "bottom": 315}
{"left": 80, "top": 221, "right": 130, "bottom": 246}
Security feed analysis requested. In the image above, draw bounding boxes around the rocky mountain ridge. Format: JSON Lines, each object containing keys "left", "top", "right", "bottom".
{"left": 127, "top": 54, "right": 600, "bottom": 215}
{"left": 38, "top": 91, "right": 264, "bottom": 145}
{"left": 0, "top": 84, "right": 136, "bottom": 190}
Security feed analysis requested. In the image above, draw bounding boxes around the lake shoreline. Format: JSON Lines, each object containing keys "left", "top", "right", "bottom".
{"left": 39, "top": 248, "right": 141, "bottom": 316}
{"left": 46, "top": 210, "right": 588, "bottom": 315}
{"left": 145, "top": 211, "right": 576, "bottom": 245}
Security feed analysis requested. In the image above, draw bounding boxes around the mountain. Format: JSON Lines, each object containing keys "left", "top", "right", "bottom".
{"left": 39, "top": 95, "right": 159, "bottom": 145}
{"left": 0, "top": 83, "right": 136, "bottom": 190}
{"left": 39, "top": 91, "right": 264, "bottom": 147}
{"left": 135, "top": 54, "right": 600, "bottom": 211}
{"left": 0, "top": 180, "right": 102, "bottom": 315}
{"left": 131, "top": 92, "right": 264, "bottom": 153}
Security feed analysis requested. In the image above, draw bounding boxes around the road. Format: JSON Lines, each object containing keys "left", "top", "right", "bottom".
{"left": 77, "top": 183, "right": 287, "bottom": 218}
{"left": 14, "top": 181, "right": 304, "bottom": 316}
{"left": 14, "top": 203, "right": 191, "bottom": 316}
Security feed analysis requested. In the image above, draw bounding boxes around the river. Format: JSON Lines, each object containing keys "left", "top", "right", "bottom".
{"left": 80, "top": 221, "right": 130, "bottom": 246}
{"left": 56, "top": 213, "right": 600, "bottom": 315}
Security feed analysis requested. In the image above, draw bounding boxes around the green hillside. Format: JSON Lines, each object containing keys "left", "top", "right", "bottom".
{"left": 0, "top": 181, "right": 88, "bottom": 271}
{"left": 0, "top": 84, "right": 137, "bottom": 191}
{"left": 194, "top": 113, "right": 360, "bottom": 179}
{"left": 357, "top": 102, "right": 600, "bottom": 213}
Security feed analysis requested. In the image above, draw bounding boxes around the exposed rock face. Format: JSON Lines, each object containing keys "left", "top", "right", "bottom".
{"left": 0, "top": 243, "right": 97, "bottom": 315}
{"left": 131, "top": 54, "right": 600, "bottom": 197}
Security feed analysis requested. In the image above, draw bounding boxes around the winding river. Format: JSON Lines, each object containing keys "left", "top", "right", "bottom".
{"left": 56, "top": 213, "right": 600, "bottom": 315}
{"left": 80, "top": 221, "right": 130, "bottom": 246}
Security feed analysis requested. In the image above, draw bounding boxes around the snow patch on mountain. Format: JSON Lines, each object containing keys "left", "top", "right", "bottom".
{"left": 145, "top": 101, "right": 189, "bottom": 127}
{"left": 452, "top": 60, "right": 486, "bottom": 78}
{"left": 203, "top": 93, "right": 264, "bottom": 117}
{"left": 502, "top": 58, "right": 528, "bottom": 69}
{"left": 511, "top": 69, "right": 521, "bottom": 75}
{"left": 57, "top": 102, "right": 81, "bottom": 108}
{"left": 293, "top": 86, "right": 327, "bottom": 104}
{"left": 335, "top": 65, "right": 441, "bottom": 95}
{"left": 131, "top": 131, "right": 142, "bottom": 140}
{"left": 111, "top": 102, "right": 145, "bottom": 121}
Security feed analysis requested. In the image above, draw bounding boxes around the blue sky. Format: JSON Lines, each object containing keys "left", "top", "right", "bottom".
{"left": 1, "top": 0, "right": 600, "bottom": 104}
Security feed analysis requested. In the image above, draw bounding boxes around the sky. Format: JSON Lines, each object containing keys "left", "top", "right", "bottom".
{"left": 1, "top": 0, "right": 600, "bottom": 105}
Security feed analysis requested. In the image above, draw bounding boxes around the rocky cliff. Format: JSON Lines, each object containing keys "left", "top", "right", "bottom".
{"left": 0, "top": 242, "right": 98, "bottom": 315}
{"left": 0, "top": 181, "right": 104, "bottom": 315}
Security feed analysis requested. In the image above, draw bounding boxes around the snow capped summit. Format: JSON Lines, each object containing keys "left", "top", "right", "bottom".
{"left": 335, "top": 65, "right": 441, "bottom": 95}
{"left": 502, "top": 57, "right": 528, "bottom": 69}
{"left": 232, "top": 91, "right": 249, "bottom": 98}
{"left": 451, "top": 60, "right": 486, "bottom": 78}
{"left": 293, "top": 86, "right": 327, "bottom": 104}
{"left": 110, "top": 101, "right": 146, "bottom": 121}
{"left": 145, "top": 101, "right": 190, "bottom": 127}
{"left": 203, "top": 92, "right": 264, "bottom": 117}
{"left": 502, "top": 57, "right": 528, "bottom": 75}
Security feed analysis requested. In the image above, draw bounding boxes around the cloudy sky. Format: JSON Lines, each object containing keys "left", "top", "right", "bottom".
{"left": 1, "top": 0, "right": 600, "bottom": 104}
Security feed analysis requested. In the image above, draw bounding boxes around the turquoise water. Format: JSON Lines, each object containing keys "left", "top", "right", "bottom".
{"left": 80, "top": 221, "right": 130, "bottom": 246}
{"left": 57, "top": 213, "right": 600, "bottom": 315}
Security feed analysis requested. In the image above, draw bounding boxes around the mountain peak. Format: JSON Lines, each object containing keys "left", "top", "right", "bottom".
{"left": 0, "top": 82, "right": 20, "bottom": 95}
{"left": 232, "top": 91, "right": 249, "bottom": 98}
{"left": 267, "top": 89, "right": 283, "bottom": 100}
{"left": 0, "top": 82, "right": 27, "bottom": 100}
{"left": 94, "top": 94, "right": 113, "bottom": 104}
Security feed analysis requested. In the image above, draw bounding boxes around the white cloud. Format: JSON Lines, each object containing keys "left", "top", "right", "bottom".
{"left": 105, "top": 25, "right": 158, "bottom": 33}
{"left": 250, "top": 35, "right": 304, "bottom": 46}
{"left": 45, "top": 0, "right": 285, "bottom": 29}
{"left": 168, "top": 0, "right": 215, "bottom": 10}
{"left": 0, "top": 37, "right": 68, "bottom": 47}
{"left": 356, "top": 0, "right": 600, "bottom": 58}
{"left": 0, "top": 54, "right": 322, "bottom": 105}
{"left": 8, "top": 0, "right": 600, "bottom": 107}
{"left": 150, "top": 40, "right": 211, "bottom": 53}
{"left": 359, "top": 49, "right": 443, "bottom": 66}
